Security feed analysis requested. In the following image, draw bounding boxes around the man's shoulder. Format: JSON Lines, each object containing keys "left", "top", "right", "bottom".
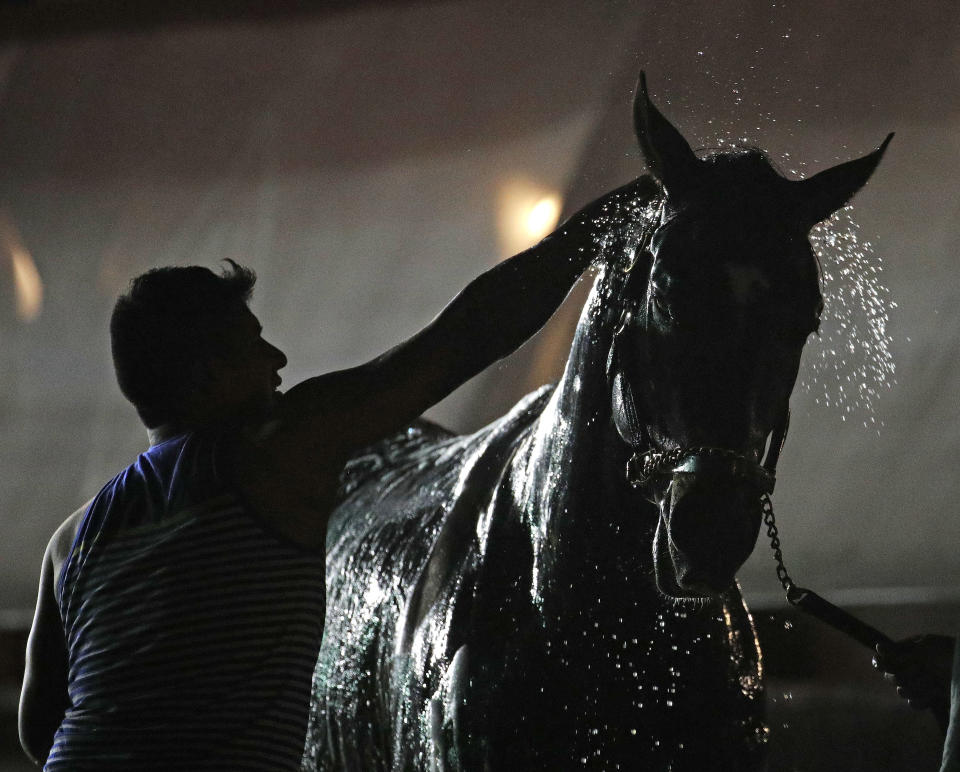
{"left": 46, "top": 500, "right": 91, "bottom": 598}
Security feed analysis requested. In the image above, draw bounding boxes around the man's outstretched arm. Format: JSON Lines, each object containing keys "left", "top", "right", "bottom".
{"left": 231, "top": 176, "right": 657, "bottom": 548}
{"left": 281, "top": 175, "right": 658, "bottom": 458}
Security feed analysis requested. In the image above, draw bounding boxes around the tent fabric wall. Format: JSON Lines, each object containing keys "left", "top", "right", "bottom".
{"left": 1, "top": 0, "right": 959, "bottom": 617}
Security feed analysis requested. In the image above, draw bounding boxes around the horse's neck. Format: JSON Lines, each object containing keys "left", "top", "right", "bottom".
{"left": 510, "top": 267, "right": 656, "bottom": 614}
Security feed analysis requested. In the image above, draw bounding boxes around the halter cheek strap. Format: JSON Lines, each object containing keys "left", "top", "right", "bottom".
{"left": 608, "top": 307, "right": 648, "bottom": 449}
{"left": 608, "top": 310, "right": 790, "bottom": 494}
{"left": 761, "top": 408, "right": 790, "bottom": 475}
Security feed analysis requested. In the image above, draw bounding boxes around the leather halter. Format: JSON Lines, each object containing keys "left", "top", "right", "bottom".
{"left": 605, "top": 210, "right": 910, "bottom": 671}
{"left": 621, "top": 409, "right": 791, "bottom": 496}
{"left": 606, "top": 260, "right": 792, "bottom": 497}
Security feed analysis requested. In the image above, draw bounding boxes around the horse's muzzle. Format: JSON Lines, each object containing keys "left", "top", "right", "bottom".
{"left": 658, "top": 467, "right": 765, "bottom": 597}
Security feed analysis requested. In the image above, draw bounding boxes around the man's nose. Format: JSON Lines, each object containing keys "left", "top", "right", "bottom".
{"left": 266, "top": 340, "right": 287, "bottom": 369}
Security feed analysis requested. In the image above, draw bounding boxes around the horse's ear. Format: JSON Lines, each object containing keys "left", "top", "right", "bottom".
{"left": 792, "top": 133, "right": 894, "bottom": 228}
{"left": 633, "top": 72, "right": 701, "bottom": 199}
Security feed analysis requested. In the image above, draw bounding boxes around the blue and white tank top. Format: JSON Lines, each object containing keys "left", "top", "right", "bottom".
{"left": 46, "top": 429, "right": 326, "bottom": 771}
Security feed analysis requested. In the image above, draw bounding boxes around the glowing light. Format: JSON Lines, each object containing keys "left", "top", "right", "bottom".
{"left": 1, "top": 211, "right": 43, "bottom": 322}
{"left": 11, "top": 249, "right": 42, "bottom": 322}
{"left": 525, "top": 196, "right": 562, "bottom": 241}
{"left": 496, "top": 180, "right": 563, "bottom": 261}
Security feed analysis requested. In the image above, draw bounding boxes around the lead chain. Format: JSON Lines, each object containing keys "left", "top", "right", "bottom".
{"left": 761, "top": 492, "right": 797, "bottom": 596}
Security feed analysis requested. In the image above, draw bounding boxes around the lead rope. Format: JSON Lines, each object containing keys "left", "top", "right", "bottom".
{"left": 761, "top": 490, "right": 895, "bottom": 650}
{"left": 761, "top": 490, "right": 953, "bottom": 736}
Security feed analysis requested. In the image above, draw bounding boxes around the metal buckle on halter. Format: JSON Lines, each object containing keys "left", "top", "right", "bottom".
{"left": 625, "top": 448, "right": 684, "bottom": 489}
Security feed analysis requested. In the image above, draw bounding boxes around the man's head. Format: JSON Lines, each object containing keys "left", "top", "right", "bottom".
{"left": 110, "top": 261, "right": 287, "bottom": 429}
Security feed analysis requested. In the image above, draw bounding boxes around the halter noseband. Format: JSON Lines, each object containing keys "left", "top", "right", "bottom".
{"left": 623, "top": 408, "right": 789, "bottom": 495}
{"left": 614, "top": 341, "right": 895, "bottom": 657}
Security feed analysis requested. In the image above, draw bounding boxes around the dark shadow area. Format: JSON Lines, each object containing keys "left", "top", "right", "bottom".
{"left": 0, "top": 624, "right": 31, "bottom": 772}
{"left": 0, "top": 0, "right": 444, "bottom": 42}
{"left": 754, "top": 602, "right": 959, "bottom": 771}
{"left": 2, "top": 604, "right": 955, "bottom": 770}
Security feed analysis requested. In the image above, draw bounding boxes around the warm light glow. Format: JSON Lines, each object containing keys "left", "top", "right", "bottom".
{"left": 1, "top": 211, "right": 43, "bottom": 322}
{"left": 525, "top": 196, "right": 562, "bottom": 241}
{"left": 11, "top": 247, "right": 43, "bottom": 322}
{"left": 496, "top": 180, "right": 564, "bottom": 262}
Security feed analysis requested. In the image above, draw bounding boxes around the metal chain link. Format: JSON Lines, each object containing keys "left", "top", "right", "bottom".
{"left": 640, "top": 447, "right": 687, "bottom": 479}
{"left": 761, "top": 492, "right": 796, "bottom": 595}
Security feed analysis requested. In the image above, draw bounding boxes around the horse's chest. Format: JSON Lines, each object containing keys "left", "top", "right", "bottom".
{"left": 485, "top": 602, "right": 766, "bottom": 769}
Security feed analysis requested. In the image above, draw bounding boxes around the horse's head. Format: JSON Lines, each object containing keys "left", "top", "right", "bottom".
{"left": 608, "top": 74, "right": 891, "bottom": 601}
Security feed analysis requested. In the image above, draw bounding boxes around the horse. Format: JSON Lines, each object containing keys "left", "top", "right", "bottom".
{"left": 301, "top": 75, "right": 891, "bottom": 771}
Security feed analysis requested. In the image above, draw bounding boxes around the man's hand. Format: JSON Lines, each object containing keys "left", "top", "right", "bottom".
{"left": 874, "top": 634, "right": 954, "bottom": 709}
{"left": 873, "top": 634, "right": 954, "bottom": 734}
{"left": 552, "top": 176, "right": 659, "bottom": 267}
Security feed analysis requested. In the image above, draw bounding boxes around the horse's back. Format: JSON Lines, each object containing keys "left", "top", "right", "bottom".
{"left": 304, "top": 390, "right": 553, "bottom": 770}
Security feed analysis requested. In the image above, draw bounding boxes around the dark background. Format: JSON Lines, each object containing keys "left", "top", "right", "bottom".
{"left": 1, "top": 1, "right": 958, "bottom": 768}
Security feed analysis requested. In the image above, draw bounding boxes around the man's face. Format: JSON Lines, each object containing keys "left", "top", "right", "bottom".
{"left": 209, "top": 304, "right": 288, "bottom": 418}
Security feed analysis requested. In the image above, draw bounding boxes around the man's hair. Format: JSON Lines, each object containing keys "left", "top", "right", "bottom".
{"left": 110, "top": 260, "right": 257, "bottom": 428}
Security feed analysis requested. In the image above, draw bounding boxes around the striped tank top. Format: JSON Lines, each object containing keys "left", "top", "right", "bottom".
{"left": 47, "top": 429, "right": 326, "bottom": 771}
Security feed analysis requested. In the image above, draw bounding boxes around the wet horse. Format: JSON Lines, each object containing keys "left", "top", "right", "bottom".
{"left": 302, "top": 77, "right": 890, "bottom": 770}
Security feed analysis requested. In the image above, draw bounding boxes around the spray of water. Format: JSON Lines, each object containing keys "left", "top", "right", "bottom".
{"left": 704, "top": 139, "right": 896, "bottom": 428}
{"left": 668, "top": 0, "right": 897, "bottom": 430}
{"left": 805, "top": 207, "right": 896, "bottom": 428}
{"left": 589, "top": 186, "right": 897, "bottom": 431}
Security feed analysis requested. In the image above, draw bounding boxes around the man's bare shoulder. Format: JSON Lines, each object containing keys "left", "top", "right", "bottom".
{"left": 228, "top": 412, "right": 344, "bottom": 552}
{"left": 47, "top": 500, "right": 91, "bottom": 593}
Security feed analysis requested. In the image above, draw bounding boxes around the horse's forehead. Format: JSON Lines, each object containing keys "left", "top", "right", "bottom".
{"left": 652, "top": 205, "right": 803, "bottom": 275}
{"left": 724, "top": 263, "right": 771, "bottom": 305}
{"left": 635, "top": 206, "right": 819, "bottom": 310}
{"left": 656, "top": 203, "right": 786, "bottom": 248}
